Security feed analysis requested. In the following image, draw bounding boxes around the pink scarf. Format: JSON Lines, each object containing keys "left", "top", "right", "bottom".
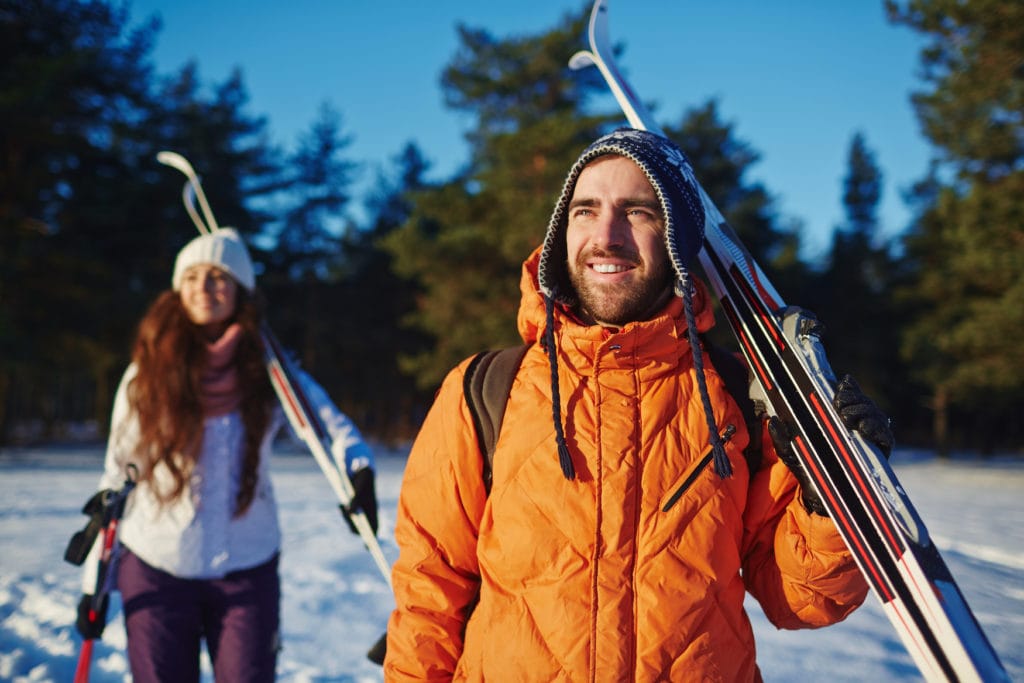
{"left": 199, "top": 323, "right": 244, "bottom": 417}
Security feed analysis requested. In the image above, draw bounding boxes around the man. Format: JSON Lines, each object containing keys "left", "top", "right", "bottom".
{"left": 384, "top": 128, "right": 892, "bottom": 681}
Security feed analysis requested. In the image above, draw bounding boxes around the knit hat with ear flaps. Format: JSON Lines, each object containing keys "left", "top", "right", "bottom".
{"left": 538, "top": 128, "right": 732, "bottom": 481}
{"left": 539, "top": 127, "right": 707, "bottom": 304}
{"left": 172, "top": 228, "right": 256, "bottom": 292}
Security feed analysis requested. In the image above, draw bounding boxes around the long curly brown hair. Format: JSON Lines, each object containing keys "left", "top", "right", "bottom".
{"left": 126, "top": 287, "right": 274, "bottom": 516}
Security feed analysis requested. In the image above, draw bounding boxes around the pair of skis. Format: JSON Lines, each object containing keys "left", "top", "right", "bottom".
{"left": 571, "top": 2, "right": 1008, "bottom": 681}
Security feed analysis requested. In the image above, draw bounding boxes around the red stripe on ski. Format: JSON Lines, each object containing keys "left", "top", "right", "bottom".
{"left": 720, "top": 299, "right": 773, "bottom": 391}
{"left": 794, "top": 435, "right": 894, "bottom": 601}
{"left": 736, "top": 329, "right": 772, "bottom": 391}
{"left": 730, "top": 265, "right": 785, "bottom": 350}
{"left": 808, "top": 393, "right": 903, "bottom": 554}
{"left": 270, "top": 364, "right": 308, "bottom": 430}
{"left": 747, "top": 258, "right": 782, "bottom": 311}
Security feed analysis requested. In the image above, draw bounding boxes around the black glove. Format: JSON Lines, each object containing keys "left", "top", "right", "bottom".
{"left": 832, "top": 375, "right": 894, "bottom": 457}
{"left": 64, "top": 490, "right": 109, "bottom": 566}
{"left": 340, "top": 467, "right": 378, "bottom": 536}
{"left": 768, "top": 416, "right": 830, "bottom": 516}
{"left": 367, "top": 630, "right": 388, "bottom": 665}
{"left": 76, "top": 593, "right": 108, "bottom": 640}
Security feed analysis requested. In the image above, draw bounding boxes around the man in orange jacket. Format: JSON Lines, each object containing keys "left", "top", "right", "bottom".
{"left": 385, "top": 128, "right": 893, "bottom": 682}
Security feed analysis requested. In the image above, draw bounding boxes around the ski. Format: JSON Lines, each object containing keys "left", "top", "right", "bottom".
{"left": 569, "top": 2, "right": 1009, "bottom": 682}
{"left": 65, "top": 469, "right": 138, "bottom": 683}
{"left": 156, "top": 152, "right": 392, "bottom": 589}
{"left": 261, "top": 324, "right": 392, "bottom": 584}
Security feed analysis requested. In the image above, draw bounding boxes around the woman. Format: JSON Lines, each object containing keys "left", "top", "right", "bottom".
{"left": 76, "top": 228, "right": 377, "bottom": 682}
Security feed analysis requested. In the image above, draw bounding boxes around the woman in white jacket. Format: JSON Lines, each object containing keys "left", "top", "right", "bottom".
{"left": 76, "top": 228, "right": 376, "bottom": 682}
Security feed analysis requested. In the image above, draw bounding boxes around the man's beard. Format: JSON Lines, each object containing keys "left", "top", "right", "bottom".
{"left": 568, "top": 249, "right": 674, "bottom": 327}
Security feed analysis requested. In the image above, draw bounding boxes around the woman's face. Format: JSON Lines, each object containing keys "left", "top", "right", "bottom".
{"left": 179, "top": 264, "right": 239, "bottom": 334}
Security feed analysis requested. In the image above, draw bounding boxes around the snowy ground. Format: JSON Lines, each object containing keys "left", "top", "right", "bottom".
{"left": 1, "top": 443, "right": 1021, "bottom": 682}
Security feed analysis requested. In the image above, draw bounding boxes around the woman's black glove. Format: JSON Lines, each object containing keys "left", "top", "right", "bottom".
{"left": 832, "top": 374, "right": 894, "bottom": 457}
{"left": 340, "top": 467, "right": 379, "bottom": 536}
{"left": 76, "top": 593, "right": 108, "bottom": 639}
{"left": 64, "top": 490, "right": 109, "bottom": 566}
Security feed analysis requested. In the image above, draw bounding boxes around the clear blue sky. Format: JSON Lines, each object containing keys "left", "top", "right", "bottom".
{"left": 128, "top": 0, "right": 931, "bottom": 263}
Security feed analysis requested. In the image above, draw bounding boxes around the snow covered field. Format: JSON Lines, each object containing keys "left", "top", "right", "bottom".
{"left": 1, "top": 443, "right": 1021, "bottom": 682}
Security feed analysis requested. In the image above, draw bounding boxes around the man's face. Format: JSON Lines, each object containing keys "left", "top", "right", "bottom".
{"left": 566, "top": 155, "right": 673, "bottom": 327}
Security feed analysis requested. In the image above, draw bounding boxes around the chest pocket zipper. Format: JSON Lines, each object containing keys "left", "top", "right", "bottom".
{"left": 662, "top": 424, "right": 736, "bottom": 512}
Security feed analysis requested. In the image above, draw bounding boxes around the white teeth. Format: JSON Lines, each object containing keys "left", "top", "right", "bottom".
{"left": 592, "top": 263, "right": 629, "bottom": 274}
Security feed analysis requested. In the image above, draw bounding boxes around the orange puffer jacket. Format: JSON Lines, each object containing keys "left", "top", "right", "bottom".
{"left": 385, "top": 247, "right": 867, "bottom": 682}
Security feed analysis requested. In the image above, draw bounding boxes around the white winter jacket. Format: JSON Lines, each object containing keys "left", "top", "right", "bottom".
{"left": 82, "top": 363, "right": 372, "bottom": 590}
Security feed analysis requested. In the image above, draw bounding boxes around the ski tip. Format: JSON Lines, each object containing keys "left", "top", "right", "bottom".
{"left": 156, "top": 150, "right": 194, "bottom": 176}
{"left": 568, "top": 50, "right": 596, "bottom": 71}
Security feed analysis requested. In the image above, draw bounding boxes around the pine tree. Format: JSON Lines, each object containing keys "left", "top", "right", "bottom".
{"left": 888, "top": 0, "right": 1024, "bottom": 452}
{"left": 0, "top": 0, "right": 282, "bottom": 444}
{"left": 0, "top": 0, "right": 156, "bottom": 442}
{"left": 334, "top": 143, "right": 435, "bottom": 439}
{"left": 382, "top": 6, "right": 608, "bottom": 389}
{"left": 811, "top": 133, "right": 908, "bottom": 420}
{"left": 258, "top": 103, "right": 358, "bottom": 397}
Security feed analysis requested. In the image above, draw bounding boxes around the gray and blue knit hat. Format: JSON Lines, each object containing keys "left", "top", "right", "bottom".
{"left": 538, "top": 128, "right": 707, "bottom": 304}
{"left": 537, "top": 128, "right": 732, "bottom": 481}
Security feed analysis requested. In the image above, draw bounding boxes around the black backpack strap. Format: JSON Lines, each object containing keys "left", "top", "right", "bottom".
{"left": 705, "top": 342, "right": 764, "bottom": 474}
{"left": 463, "top": 344, "right": 530, "bottom": 493}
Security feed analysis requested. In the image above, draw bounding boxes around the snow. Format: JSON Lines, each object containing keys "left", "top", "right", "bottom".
{"left": 1, "top": 444, "right": 1021, "bottom": 682}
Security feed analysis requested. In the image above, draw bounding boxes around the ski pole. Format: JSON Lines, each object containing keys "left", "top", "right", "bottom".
{"left": 73, "top": 468, "right": 137, "bottom": 683}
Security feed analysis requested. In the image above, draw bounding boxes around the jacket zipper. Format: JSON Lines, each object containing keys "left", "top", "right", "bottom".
{"left": 662, "top": 424, "right": 736, "bottom": 512}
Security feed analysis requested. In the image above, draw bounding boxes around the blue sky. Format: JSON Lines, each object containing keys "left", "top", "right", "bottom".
{"left": 128, "top": 0, "right": 932, "bottom": 263}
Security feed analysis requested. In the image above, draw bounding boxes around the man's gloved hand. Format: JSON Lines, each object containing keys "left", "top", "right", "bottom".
{"left": 832, "top": 374, "right": 894, "bottom": 457}
{"left": 340, "top": 467, "right": 379, "bottom": 536}
{"left": 76, "top": 593, "right": 108, "bottom": 640}
{"left": 769, "top": 375, "right": 895, "bottom": 517}
{"left": 768, "top": 416, "right": 830, "bottom": 516}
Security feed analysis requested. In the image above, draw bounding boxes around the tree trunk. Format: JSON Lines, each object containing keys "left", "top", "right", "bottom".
{"left": 933, "top": 385, "right": 949, "bottom": 458}
{"left": 0, "top": 369, "right": 9, "bottom": 446}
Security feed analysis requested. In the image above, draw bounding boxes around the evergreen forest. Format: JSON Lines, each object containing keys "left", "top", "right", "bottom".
{"left": 2, "top": 0, "right": 1021, "bottom": 454}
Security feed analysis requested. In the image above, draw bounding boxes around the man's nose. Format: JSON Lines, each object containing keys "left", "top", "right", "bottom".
{"left": 592, "top": 212, "right": 628, "bottom": 249}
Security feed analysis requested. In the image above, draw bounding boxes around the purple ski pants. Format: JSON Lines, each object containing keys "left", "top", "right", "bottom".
{"left": 117, "top": 548, "right": 280, "bottom": 683}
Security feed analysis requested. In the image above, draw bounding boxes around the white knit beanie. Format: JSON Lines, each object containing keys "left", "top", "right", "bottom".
{"left": 171, "top": 228, "right": 256, "bottom": 292}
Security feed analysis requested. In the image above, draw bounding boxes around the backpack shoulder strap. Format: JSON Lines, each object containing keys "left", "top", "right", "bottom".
{"left": 705, "top": 342, "right": 764, "bottom": 474}
{"left": 463, "top": 344, "right": 530, "bottom": 493}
